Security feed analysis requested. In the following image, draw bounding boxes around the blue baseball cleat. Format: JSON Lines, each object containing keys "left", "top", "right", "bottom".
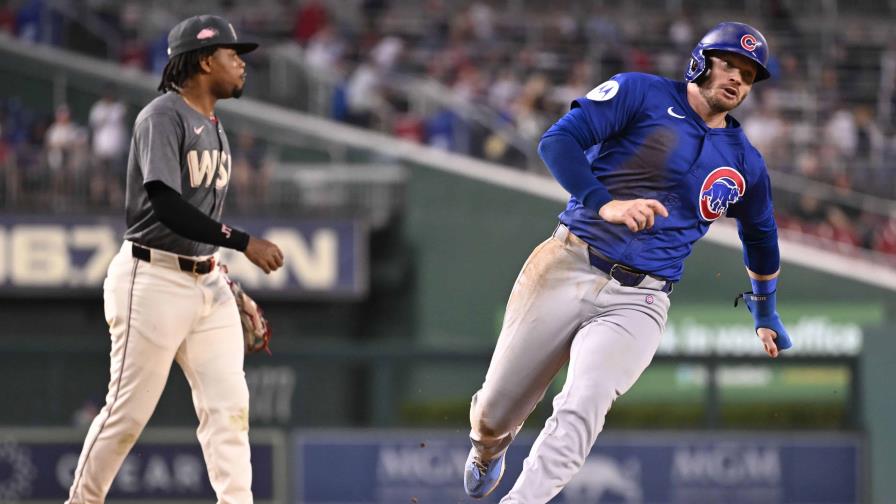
{"left": 464, "top": 448, "right": 506, "bottom": 498}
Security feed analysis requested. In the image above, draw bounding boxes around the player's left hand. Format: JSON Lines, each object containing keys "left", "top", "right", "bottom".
{"left": 756, "top": 327, "right": 780, "bottom": 358}
{"left": 735, "top": 291, "right": 793, "bottom": 357}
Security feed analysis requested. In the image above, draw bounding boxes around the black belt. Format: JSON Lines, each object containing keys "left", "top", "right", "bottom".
{"left": 588, "top": 250, "right": 673, "bottom": 294}
{"left": 131, "top": 243, "right": 216, "bottom": 275}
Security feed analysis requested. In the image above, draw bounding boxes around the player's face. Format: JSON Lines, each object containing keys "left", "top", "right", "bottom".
{"left": 208, "top": 48, "right": 247, "bottom": 99}
{"left": 699, "top": 52, "right": 756, "bottom": 113}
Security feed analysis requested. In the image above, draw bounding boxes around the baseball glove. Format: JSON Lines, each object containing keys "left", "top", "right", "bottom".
{"left": 221, "top": 265, "right": 271, "bottom": 355}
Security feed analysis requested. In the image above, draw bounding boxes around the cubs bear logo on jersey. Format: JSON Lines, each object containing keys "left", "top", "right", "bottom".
{"left": 699, "top": 167, "right": 746, "bottom": 221}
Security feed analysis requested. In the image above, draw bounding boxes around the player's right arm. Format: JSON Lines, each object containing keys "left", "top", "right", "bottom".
{"left": 144, "top": 182, "right": 283, "bottom": 273}
{"left": 537, "top": 74, "right": 668, "bottom": 232}
{"left": 134, "top": 111, "right": 283, "bottom": 273}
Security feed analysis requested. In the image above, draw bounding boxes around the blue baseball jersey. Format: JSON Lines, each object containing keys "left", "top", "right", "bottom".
{"left": 551, "top": 72, "right": 775, "bottom": 281}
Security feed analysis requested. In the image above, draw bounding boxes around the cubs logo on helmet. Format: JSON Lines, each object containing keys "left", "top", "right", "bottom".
{"left": 699, "top": 167, "right": 746, "bottom": 221}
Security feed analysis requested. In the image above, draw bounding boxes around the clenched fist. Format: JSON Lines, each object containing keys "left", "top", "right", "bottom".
{"left": 598, "top": 199, "right": 670, "bottom": 232}
{"left": 244, "top": 236, "right": 284, "bottom": 274}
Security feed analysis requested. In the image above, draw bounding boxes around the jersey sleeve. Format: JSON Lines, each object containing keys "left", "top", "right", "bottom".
{"left": 539, "top": 107, "right": 613, "bottom": 212}
{"left": 726, "top": 153, "right": 775, "bottom": 225}
{"left": 571, "top": 72, "right": 650, "bottom": 143}
{"left": 133, "top": 112, "right": 184, "bottom": 194}
{"left": 727, "top": 153, "right": 780, "bottom": 275}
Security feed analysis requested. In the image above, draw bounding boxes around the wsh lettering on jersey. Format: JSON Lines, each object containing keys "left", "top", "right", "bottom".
{"left": 187, "top": 150, "right": 231, "bottom": 188}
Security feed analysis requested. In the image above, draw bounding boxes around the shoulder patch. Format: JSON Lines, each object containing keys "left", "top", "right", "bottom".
{"left": 585, "top": 80, "right": 620, "bottom": 102}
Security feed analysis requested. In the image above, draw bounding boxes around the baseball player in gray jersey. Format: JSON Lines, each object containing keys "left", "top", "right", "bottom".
{"left": 66, "top": 15, "right": 283, "bottom": 503}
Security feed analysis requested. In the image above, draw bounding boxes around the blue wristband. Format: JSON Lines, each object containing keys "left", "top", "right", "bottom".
{"left": 734, "top": 290, "right": 793, "bottom": 350}
{"left": 750, "top": 277, "right": 777, "bottom": 295}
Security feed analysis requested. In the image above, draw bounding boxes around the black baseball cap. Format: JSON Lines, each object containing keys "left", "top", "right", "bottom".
{"left": 167, "top": 15, "right": 258, "bottom": 59}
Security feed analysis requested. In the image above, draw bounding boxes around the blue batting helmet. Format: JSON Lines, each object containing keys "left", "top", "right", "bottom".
{"left": 685, "top": 22, "right": 771, "bottom": 83}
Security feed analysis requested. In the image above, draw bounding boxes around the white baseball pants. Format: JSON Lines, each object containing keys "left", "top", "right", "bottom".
{"left": 67, "top": 241, "right": 252, "bottom": 503}
{"left": 469, "top": 224, "right": 670, "bottom": 503}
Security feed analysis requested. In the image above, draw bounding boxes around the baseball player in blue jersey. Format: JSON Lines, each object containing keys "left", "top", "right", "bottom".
{"left": 464, "top": 22, "right": 792, "bottom": 502}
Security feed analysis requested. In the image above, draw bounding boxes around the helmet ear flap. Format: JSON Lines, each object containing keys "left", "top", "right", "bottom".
{"left": 689, "top": 57, "right": 699, "bottom": 74}
{"left": 686, "top": 46, "right": 708, "bottom": 82}
{"left": 694, "top": 57, "right": 712, "bottom": 85}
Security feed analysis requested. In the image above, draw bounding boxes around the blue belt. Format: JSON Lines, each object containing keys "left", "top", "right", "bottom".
{"left": 588, "top": 250, "right": 674, "bottom": 294}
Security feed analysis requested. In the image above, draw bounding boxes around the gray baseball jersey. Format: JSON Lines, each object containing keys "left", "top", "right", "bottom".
{"left": 123, "top": 92, "right": 231, "bottom": 256}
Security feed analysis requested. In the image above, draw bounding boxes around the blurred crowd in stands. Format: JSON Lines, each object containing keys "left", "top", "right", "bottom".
{"left": 0, "top": 92, "right": 271, "bottom": 214}
{"left": 1, "top": 0, "right": 895, "bottom": 260}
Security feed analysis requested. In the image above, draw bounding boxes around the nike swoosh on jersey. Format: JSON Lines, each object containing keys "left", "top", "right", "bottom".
{"left": 667, "top": 107, "right": 686, "bottom": 119}
{"left": 194, "top": 125, "right": 205, "bottom": 134}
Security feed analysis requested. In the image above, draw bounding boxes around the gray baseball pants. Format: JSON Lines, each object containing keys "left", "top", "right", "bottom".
{"left": 469, "top": 224, "right": 670, "bottom": 503}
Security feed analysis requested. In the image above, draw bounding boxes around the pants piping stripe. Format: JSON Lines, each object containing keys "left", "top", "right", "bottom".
{"left": 69, "top": 258, "right": 140, "bottom": 498}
